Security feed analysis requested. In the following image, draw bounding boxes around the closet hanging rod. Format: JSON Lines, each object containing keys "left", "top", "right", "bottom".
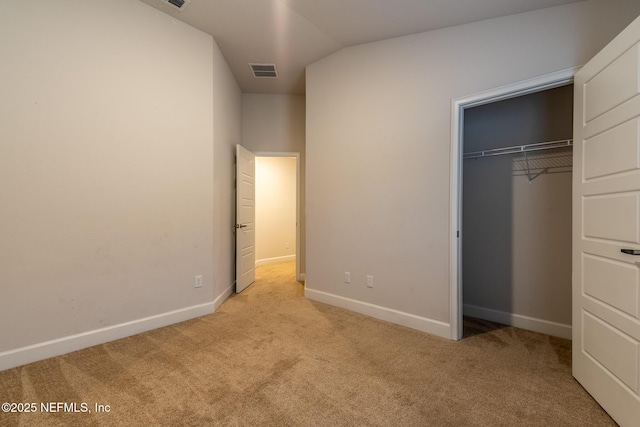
{"left": 463, "top": 139, "right": 573, "bottom": 160}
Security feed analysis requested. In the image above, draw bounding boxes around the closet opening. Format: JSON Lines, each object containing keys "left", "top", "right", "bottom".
{"left": 462, "top": 84, "right": 573, "bottom": 339}
{"left": 449, "top": 69, "right": 576, "bottom": 341}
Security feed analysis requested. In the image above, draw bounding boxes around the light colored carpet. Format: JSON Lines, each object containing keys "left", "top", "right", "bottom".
{"left": 0, "top": 261, "right": 613, "bottom": 426}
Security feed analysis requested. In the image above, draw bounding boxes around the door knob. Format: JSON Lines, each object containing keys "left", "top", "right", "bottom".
{"left": 235, "top": 224, "right": 248, "bottom": 229}
{"left": 621, "top": 249, "right": 640, "bottom": 255}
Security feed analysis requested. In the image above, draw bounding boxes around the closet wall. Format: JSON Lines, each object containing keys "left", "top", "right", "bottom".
{"left": 462, "top": 85, "right": 573, "bottom": 335}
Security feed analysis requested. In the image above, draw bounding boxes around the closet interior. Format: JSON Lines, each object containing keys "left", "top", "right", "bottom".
{"left": 462, "top": 84, "right": 574, "bottom": 339}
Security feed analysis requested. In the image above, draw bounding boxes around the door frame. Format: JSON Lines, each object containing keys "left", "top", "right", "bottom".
{"left": 448, "top": 68, "right": 578, "bottom": 340}
{"left": 255, "top": 151, "right": 302, "bottom": 282}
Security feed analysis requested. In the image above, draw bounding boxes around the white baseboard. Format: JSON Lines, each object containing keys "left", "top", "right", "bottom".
{"left": 0, "top": 301, "right": 216, "bottom": 372}
{"left": 255, "top": 255, "right": 295, "bottom": 266}
{"left": 214, "top": 283, "right": 234, "bottom": 309}
{"left": 305, "top": 288, "right": 450, "bottom": 339}
{"left": 463, "top": 304, "right": 572, "bottom": 339}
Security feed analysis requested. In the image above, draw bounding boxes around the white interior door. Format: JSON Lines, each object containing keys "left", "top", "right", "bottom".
{"left": 573, "top": 15, "right": 640, "bottom": 427}
{"left": 236, "top": 144, "right": 255, "bottom": 293}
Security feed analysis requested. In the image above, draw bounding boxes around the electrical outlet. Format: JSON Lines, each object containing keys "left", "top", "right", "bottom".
{"left": 344, "top": 272, "right": 351, "bottom": 284}
{"left": 366, "top": 275, "right": 374, "bottom": 288}
{"left": 195, "top": 275, "right": 203, "bottom": 288}
{"left": 285, "top": 241, "right": 290, "bottom": 250}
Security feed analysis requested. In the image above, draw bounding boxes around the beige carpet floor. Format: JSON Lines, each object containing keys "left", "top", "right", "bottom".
{"left": 0, "top": 261, "right": 614, "bottom": 426}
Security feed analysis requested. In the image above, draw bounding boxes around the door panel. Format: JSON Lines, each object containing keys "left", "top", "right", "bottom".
{"left": 583, "top": 312, "right": 639, "bottom": 393}
{"left": 583, "top": 297, "right": 640, "bottom": 339}
{"left": 583, "top": 254, "right": 639, "bottom": 317}
{"left": 573, "top": 15, "right": 640, "bottom": 427}
{"left": 235, "top": 144, "right": 255, "bottom": 293}
{"left": 583, "top": 193, "right": 639, "bottom": 243}
{"left": 584, "top": 44, "right": 639, "bottom": 122}
{"left": 583, "top": 119, "right": 640, "bottom": 180}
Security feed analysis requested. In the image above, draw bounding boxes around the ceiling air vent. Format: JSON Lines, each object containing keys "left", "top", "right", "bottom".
{"left": 160, "top": 0, "right": 190, "bottom": 11}
{"left": 249, "top": 63, "right": 278, "bottom": 78}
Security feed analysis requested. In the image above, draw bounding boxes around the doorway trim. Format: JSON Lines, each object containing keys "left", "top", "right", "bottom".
{"left": 449, "top": 68, "right": 578, "bottom": 340}
{"left": 255, "top": 151, "right": 303, "bottom": 282}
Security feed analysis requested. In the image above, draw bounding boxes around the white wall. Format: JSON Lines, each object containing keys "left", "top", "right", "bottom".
{"left": 0, "top": 0, "right": 241, "bottom": 369}
{"left": 305, "top": 0, "right": 640, "bottom": 337}
{"left": 462, "top": 85, "right": 573, "bottom": 334}
{"left": 213, "top": 42, "right": 243, "bottom": 307}
{"left": 242, "top": 94, "right": 306, "bottom": 274}
{"left": 255, "top": 157, "right": 297, "bottom": 265}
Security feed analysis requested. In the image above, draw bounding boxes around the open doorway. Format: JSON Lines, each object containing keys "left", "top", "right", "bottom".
{"left": 255, "top": 152, "right": 301, "bottom": 281}
{"left": 449, "top": 69, "right": 576, "bottom": 340}
{"left": 461, "top": 84, "right": 573, "bottom": 339}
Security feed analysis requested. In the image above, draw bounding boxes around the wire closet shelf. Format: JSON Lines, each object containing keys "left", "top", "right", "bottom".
{"left": 463, "top": 139, "right": 573, "bottom": 184}
{"left": 462, "top": 139, "right": 573, "bottom": 160}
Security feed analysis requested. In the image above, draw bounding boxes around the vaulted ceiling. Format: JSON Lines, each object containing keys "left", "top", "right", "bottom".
{"left": 138, "top": 0, "right": 584, "bottom": 95}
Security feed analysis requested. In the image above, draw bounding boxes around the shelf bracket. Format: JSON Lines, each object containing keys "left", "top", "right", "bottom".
{"left": 524, "top": 152, "right": 548, "bottom": 184}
